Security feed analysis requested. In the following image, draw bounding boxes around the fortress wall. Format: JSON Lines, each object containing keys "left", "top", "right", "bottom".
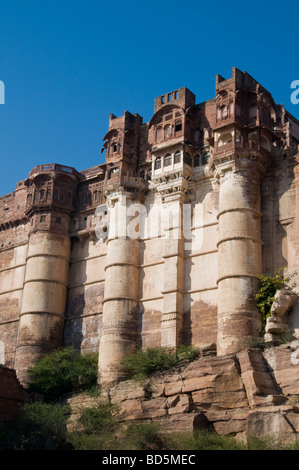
{"left": 64, "top": 237, "right": 106, "bottom": 354}
{"left": 0, "top": 232, "right": 29, "bottom": 367}
{"left": 183, "top": 183, "right": 219, "bottom": 347}
{"left": 261, "top": 151, "right": 299, "bottom": 337}
{"left": 138, "top": 237, "right": 164, "bottom": 348}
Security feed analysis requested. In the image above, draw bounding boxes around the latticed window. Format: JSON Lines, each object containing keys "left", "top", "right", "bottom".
{"left": 174, "top": 151, "right": 181, "bottom": 164}
{"left": 164, "top": 124, "right": 172, "bottom": 138}
{"left": 154, "top": 157, "right": 161, "bottom": 170}
{"left": 156, "top": 127, "right": 162, "bottom": 141}
{"left": 164, "top": 154, "right": 172, "bottom": 167}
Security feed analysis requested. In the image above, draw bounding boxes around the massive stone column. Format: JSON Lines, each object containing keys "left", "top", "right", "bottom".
{"left": 98, "top": 191, "right": 139, "bottom": 387}
{"left": 14, "top": 166, "right": 77, "bottom": 384}
{"left": 15, "top": 232, "right": 71, "bottom": 384}
{"left": 216, "top": 158, "right": 268, "bottom": 356}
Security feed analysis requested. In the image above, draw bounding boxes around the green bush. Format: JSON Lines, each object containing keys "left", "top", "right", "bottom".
{"left": 167, "top": 430, "right": 245, "bottom": 451}
{"left": 78, "top": 401, "right": 117, "bottom": 434}
{"left": 119, "top": 421, "right": 167, "bottom": 450}
{"left": 255, "top": 268, "right": 289, "bottom": 331}
{"left": 120, "top": 345, "right": 200, "bottom": 382}
{"left": 27, "top": 347, "right": 98, "bottom": 402}
{"left": 0, "top": 402, "right": 71, "bottom": 450}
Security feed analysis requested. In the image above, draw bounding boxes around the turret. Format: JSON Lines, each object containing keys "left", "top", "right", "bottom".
{"left": 14, "top": 164, "right": 78, "bottom": 384}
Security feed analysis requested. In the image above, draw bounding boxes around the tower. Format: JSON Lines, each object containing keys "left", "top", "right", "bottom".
{"left": 213, "top": 68, "right": 273, "bottom": 354}
{"left": 14, "top": 164, "right": 77, "bottom": 384}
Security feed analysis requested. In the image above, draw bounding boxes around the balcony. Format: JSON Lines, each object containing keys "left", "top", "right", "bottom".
{"left": 29, "top": 163, "right": 77, "bottom": 179}
{"left": 214, "top": 138, "right": 270, "bottom": 156}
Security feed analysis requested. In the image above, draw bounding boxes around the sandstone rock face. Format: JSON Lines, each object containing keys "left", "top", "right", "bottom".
{"left": 95, "top": 344, "right": 299, "bottom": 443}
{"left": 264, "top": 289, "right": 297, "bottom": 342}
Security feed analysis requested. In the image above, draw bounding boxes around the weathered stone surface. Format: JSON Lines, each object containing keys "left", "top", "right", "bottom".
{"left": 246, "top": 405, "right": 299, "bottom": 443}
{"left": 264, "top": 289, "right": 297, "bottom": 341}
{"left": 63, "top": 344, "right": 299, "bottom": 443}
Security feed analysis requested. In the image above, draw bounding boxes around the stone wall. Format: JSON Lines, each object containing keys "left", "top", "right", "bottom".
{"left": 0, "top": 366, "right": 27, "bottom": 422}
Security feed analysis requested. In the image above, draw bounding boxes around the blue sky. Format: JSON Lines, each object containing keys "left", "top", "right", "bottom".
{"left": 0, "top": 0, "right": 299, "bottom": 196}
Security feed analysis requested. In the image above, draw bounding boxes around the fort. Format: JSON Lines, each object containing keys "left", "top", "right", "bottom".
{"left": 1, "top": 66, "right": 299, "bottom": 391}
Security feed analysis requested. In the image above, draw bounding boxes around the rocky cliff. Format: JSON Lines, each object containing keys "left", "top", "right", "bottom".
{"left": 66, "top": 342, "right": 299, "bottom": 444}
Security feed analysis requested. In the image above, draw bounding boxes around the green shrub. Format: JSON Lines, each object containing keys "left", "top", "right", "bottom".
{"left": 27, "top": 347, "right": 98, "bottom": 402}
{"left": 120, "top": 345, "right": 200, "bottom": 382}
{"left": 255, "top": 268, "right": 289, "bottom": 331}
{"left": 68, "top": 400, "right": 119, "bottom": 450}
{"left": 166, "top": 430, "right": 245, "bottom": 451}
{"left": 78, "top": 401, "right": 117, "bottom": 434}
{"left": 119, "top": 421, "right": 167, "bottom": 450}
{"left": 0, "top": 402, "right": 71, "bottom": 450}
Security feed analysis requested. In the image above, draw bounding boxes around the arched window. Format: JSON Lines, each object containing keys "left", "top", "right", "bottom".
{"left": 194, "top": 155, "right": 200, "bottom": 167}
{"left": 174, "top": 151, "right": 181, "bottom": 164}
{"left": 260, "top": 136, "right": 271, "bottom": 151}
{"left": 164, "top": 154, "right": 172, "bottom": 167}
{"left": 154, "top": 157, "right": 161, "bottom": 170}
{"left": 156, "top": 127, "right": 162, "bottom": 141}
{"left": 164, "top": 124, "right": 172, "bottom": 139}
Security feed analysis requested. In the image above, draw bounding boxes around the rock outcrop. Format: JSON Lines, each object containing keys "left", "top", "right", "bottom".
{"left": 97, "top": 343, "right": 299, "bottom": 444}
{"left": 264, "top": 289, "right": 297, "bottom": 343}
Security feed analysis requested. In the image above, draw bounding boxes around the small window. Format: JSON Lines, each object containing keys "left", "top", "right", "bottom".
{"left": 161, "top": 96, "right": 165, "bottom": 104}
{"left": 175, "top": 122, "right": 182, "bottom": 133}
{"left": 154, "top": 157, "right": 161, "bottom": 170}
{"left": 174, "top": 91, "right": 178, "bottom": 99}
{"left": 140, "top": 170, "right": 145, "bottom": 179}
{"left": 174, "top": 151, "right": 181, "bottom": 164}
{"left": 113, "top": 144, "right": 117, "bottom": 152}
{"left": 147, "top": 170, "right": 152, "bottom": 181}
{"left": 168, "top": 93, "right": 172, "bottom": 102}
{"left": 164, "top": 124, "right": 172, "bottom": 138}
{"left": 56, "top": 217, "right": 61, "bottom": 224}
{"left": 194, "top": 155, "right": 200, "bottom": 167}
{"left": 164, "top": 154, "right": 172, "bottom": 167}
{"left": 156, "top": 127, "right": 162, "bottom": 141}
{"left": 40, "top": 215, "right": 46, "bottom": 223}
